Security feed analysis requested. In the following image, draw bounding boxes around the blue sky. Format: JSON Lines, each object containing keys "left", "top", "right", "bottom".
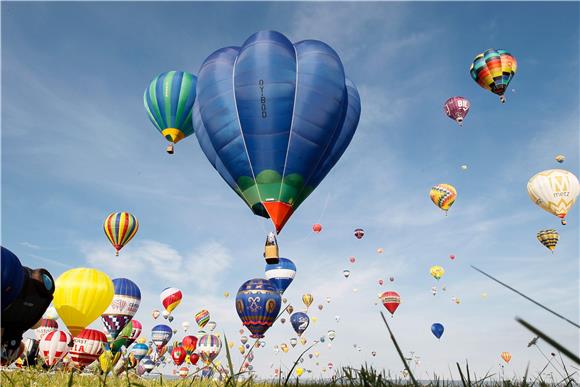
{"left": 2, "top": 1, "right": 579, "bottom": 380}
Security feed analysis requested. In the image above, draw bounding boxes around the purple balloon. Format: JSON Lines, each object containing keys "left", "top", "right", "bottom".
{"left": 444, "top": 97, "right": 470, "bottom": 126}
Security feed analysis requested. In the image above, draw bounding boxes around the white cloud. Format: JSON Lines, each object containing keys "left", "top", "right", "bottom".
{"left": 82, "top": 239, "right": 232, "bottom": 291}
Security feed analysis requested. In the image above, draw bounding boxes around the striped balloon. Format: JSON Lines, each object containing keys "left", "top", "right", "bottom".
{"left": 126, "top": 319, "right": 142, "bottom": 347}
{"left": 103, "top": 212, "right": 139, "bottom": 256}
{"left": 265, "top": 258, "right": 296, "bottom": 294}
{"left": 144, "top": 71, "right": 197, "bottom": 151}
{"left": 151, "top": 324, "right": 172, "bottom": 350}
{"left": 35, "top": 318, "right": 58, "bottom": 341}
{"left": 470, "top": 49, "right": 517, "bottom": 103}
{"left": 194, "top": 309, "right": 210, "bottom": 329}
{"left": 160, "top": 287, "right": 182, "bottom": 313}
{"left": 130, "top": 343, "right": 149, "bottom": 361}
{"left": 69, "top": 329, "right": 107, "bottom": 369}
{"left": 39, "top": 330, "right": 72, "bottom": 366}
{"left": 101, "top": 278, "right": 141, "bottom": 339}
{"left": 430, "top": 184, "right": 457, "bottom": 212}
{"left": 537, "top": 229, "right": 559, "bottom": 251}
{"left": 197, "top": 334, "right": 221, "bottom": 365}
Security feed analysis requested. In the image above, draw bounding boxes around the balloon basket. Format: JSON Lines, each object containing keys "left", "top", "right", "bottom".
{"left": 166, "top": 144, "right": 174, "bottom": 154}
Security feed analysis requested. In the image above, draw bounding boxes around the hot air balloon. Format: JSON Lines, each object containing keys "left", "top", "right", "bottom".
{"left": 312, "top": 224, "right": 322, "bottom": 233}
{"left": 326, "top": 297, "right": 331, "bottom": 303}
{"left": 181, "top": 335, "right": 198, "bottom": 355}
{"left": 302, "top": 293, "right": 313, "bottom": 309}
{"left": 206, "top": 321, "right": 217, "bottom": 331}
{"left": 265, "top": 258, "right": 297, "bottom": 294}
{"left": 103, "top": 212, "right": 139, "bottom": 256}
{"left": 39, "top": 330, "right": 71, "bottom": 366}
{"left": 69, "top": 328, "right": 107, "bottom": 369}
{"left": 141, "top": 356, "right": 155, "bottom": 373}
{"left": 296, "top": 367, "right": 304, "bottom": 377}
{"left": 198, "top": 334, "right": 221, "bottom": 364}
{"left": 160, "top": 287, "right": 182, "bottom": 313}
{"left": 151, "top": 325, "right": 172, "bottom": 351}
{"left": 53, "top": 268, "right": 114, "bottom": 336}
{"left": 171, "top": 346, "right": 186, "bottom": 366}
{"left": 189, "top": 353, "right": 200, "bottom": 365}
{"left": 461, "top": 164, "right": 468, "bottom": 171}
{"left": 354, "top": 228, "right": 365, "bottom": 239}
{"left": 349, "top": 256, "right": 356, "bottom": 264}
{"left": 555, "top": 155, "right": 565, "bottom": 164}
{"left": 389, "top": 277, "right": 395, "bottom": 282}
{"left": 537, "top": 229, "right": 559, "bottom": 251}
{"left": 182, "top": 321, "right": 190, "bottom": 333}
{"left": 240, "top": 336, "right": 249, "bottom": 345}
{"left": 290, "top": 312, "right": 310, "bottom": 336}
{"left": 317, "top": 304, "right": 323, "bottom": 311}
{"left": 34, "top": 318, "right": 59, "bottom": 341}
{"left": 501, "top": 352, "right": 512, "bottom": 363}
{"left": 281, "top": 343, "right": 289, "bottom": 353}
{"left": 470, "top": 49, "right": 517, "bottom": 103}
{"left": 101, "top": 278, "right": 141, "bottom": 340}
{"left": 343, "top": 269, "right": 351, "bottom": 278}
{"left": 431, "top": 323, "right": 444, "bottom": 339}
{"left": 191, "top": 312, "right": 209, "bottom": 331}
{"left": 372, "top": 351, "right": 376, "bottom": 357}
{"left": 179, "top": 366, "right": 189, "bottom": 378}
{"left": 328, "top": 330, "right": 336, "bottom": 341}
{"left": 430, "top": 184, "right": 457, "bottom": 213}
{"left": 131, "top": 343, "right": 148, "bottom": 361}
{"left": 290, "top": 337, "right": 298, "bottom": 348}
{"left": 376, "top": 248, "right": 384, "bottom": 254}
{"left": 450, "top": 254, "right": 455, "bottom": 260}
{"left": 162, "top": 310, "right": 170, "bottom": 319}
{"left": 430, "top": 266, "right": 445, "bottom": 280}
{"left": 280, "top": 317, "right": 286, "bottom": 324}
{"left": 193, "top": 30, "right": 361, "bottom": 234}
{"left": 287, "top": 305, "right": 294, "bottom": 315}
{"left": 380, "top": 291, "right": 400, "bottom": 316}
{"left": 444, "top": 97, "right": 470, "bottom": 126}
{"left": 144, "top": 71, "right": 197, "bottom": 154}
{"left": 224, "top": 291, "right": 230, "bottom": 298}
{"left": 152, "top": 310, "right": 160, "bottom": 319}
{"left": 527, "top": 169, "right": 579, "bottom": 225}
{"left": 378, "top": 279, "right": 384, "bottom": 286}
{"left": 235, "top": 279, "right": 281, "bottom": 338}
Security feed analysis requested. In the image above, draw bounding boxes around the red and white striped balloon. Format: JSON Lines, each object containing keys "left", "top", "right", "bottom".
{"left": 34, "top": 318, "right": 59, "bottom": 341}
{"left": 69, "top": 328, "right": 107, "bottom": 369}
{"left": 39, "top": 330, "right": 72, "bottom": 366}
{"left": 160, "top": 287, "right": 182, "bottom": 313}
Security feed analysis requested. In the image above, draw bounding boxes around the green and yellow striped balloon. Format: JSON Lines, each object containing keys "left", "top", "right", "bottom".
{"left": 144, "top": 71, "right": 197, "bottom": 153}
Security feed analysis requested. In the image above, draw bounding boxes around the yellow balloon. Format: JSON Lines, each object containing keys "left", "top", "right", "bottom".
{"left": 296, "top": 367, "right": 304, "bottom": 376}
{"left": 312, "top": 316, "right": 318, "bottom": 325}
{"left": 430, "top": 184, "right": 457, "bottom": 212}
{"left": 136, "top": 337, "right": 147, "bottom": 344}
{"left": 228, "top": 341, "right": 235, "bottom": 349}
{"left": 430, "top": 265, "right": 445, "bottom": 280}
{"left": 302, "top": 293, "right": 313, "bottom": 308}
{"left": 53, "top": 268, "right": 114, "bottom": 336}
{"left": 238, "top": 345, "right": 245, "bottom": 355}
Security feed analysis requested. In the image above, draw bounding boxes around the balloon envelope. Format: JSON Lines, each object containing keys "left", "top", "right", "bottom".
{"left": 53, "top": 268, "right": 114, "bottom": 336}
{"left": 470, "top": 49, "right": 517, "bottom": 103}
{"left": 193, "top": 30, "right": 361, "bottom": 233}
{"left": 527, "top": 169, "right": 579, "bottom": 225}
{"left": 265, "top": 258, "right": 297, "bottom": 294}
{"left": 290, "top": 312, "right": 310, "bottom": 336}
{"left": 235, "top": 278, "right": 281, "bottom": 338}
{"left": 101, "top": 278, "right": 141, "bottom": 339}
{"left": 431, "top": 323, "right": 444, "bottom": 339}
{"left": 103, "top": 212, "right": 138, "bottom": 256}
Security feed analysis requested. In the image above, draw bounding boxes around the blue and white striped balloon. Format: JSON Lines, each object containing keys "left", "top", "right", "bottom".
{"left": 265, "top": 258, "right": 296, "bottom": 294}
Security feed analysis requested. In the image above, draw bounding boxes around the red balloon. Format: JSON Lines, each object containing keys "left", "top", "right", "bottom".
{"left": 171, "top": 346, "right": 186, "bottom": 366}
{"left": 312, "top": 224, "right": 322, "bottom": 233}
{"left": 449, "top": 254, "right": 455, "bottom": 260}
{"left": 354, "top": 228, "right": 364, "bottom": 239}
{"left": 181, "top": 335, "right": 198, "bottom": 355}
{"left": 189, "top": 353, "right": 200, "bottom": 365}
{"left": 70, "top": 328, "right": 107, "bottom": 369}
{"left": 379, "top": 291, "right": 400, "bottom": 315}
{"left": 349, "top": 256, "right": 356, "bottom": 263}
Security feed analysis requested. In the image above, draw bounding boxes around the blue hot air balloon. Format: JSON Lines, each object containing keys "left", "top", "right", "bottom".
{"left": 264, "top": 258, "right": 296, "bottom": 294}
{"left": 141, "top": 356, "right": 155, "bottom": 373}
{"left": 290, "top": 312, "right": 310, "bottom": 337}
{"left": 193, "top": 30, "right": 361, "bottom": 233}
{"left": 1, "top": 246, "right": 26, "bottom": 311}
{"left": 131, "top": 343, "right": 149, "bottom": 361}
{"left": 235, "top": 278, "right": 281, "bottom": 338}
{"left": 151, "top": 324, "right": 173, "bottom": 349}
{"left": 431, "top": 323, "right": 444, "bottom": 339}
{"left": 101, "top": 278, "right": 141, "bottom": 339}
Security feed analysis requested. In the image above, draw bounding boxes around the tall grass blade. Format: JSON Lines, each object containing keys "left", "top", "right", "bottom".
{"left": 223, "top": 333, "right": 236, "bottom": 387}
{"left": 472, "top": 266, "right": 580, "bottom": 328}
{"left": 380, "top": 311, "right": 419, "bottom": 387}
{"left": 456, "top": 362, "right": 467, "bottom": 387}
{"left": 67, "top": 370, "right": 75, "bottom": 387}
{"left": 283, "top": 341, "right": 318, "bottom": 386}
{"left": 516, "top": 317, "right": 580, "bottom": 364}
{"left": 1, "top": 370, "right": 15, "bottom": 386}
